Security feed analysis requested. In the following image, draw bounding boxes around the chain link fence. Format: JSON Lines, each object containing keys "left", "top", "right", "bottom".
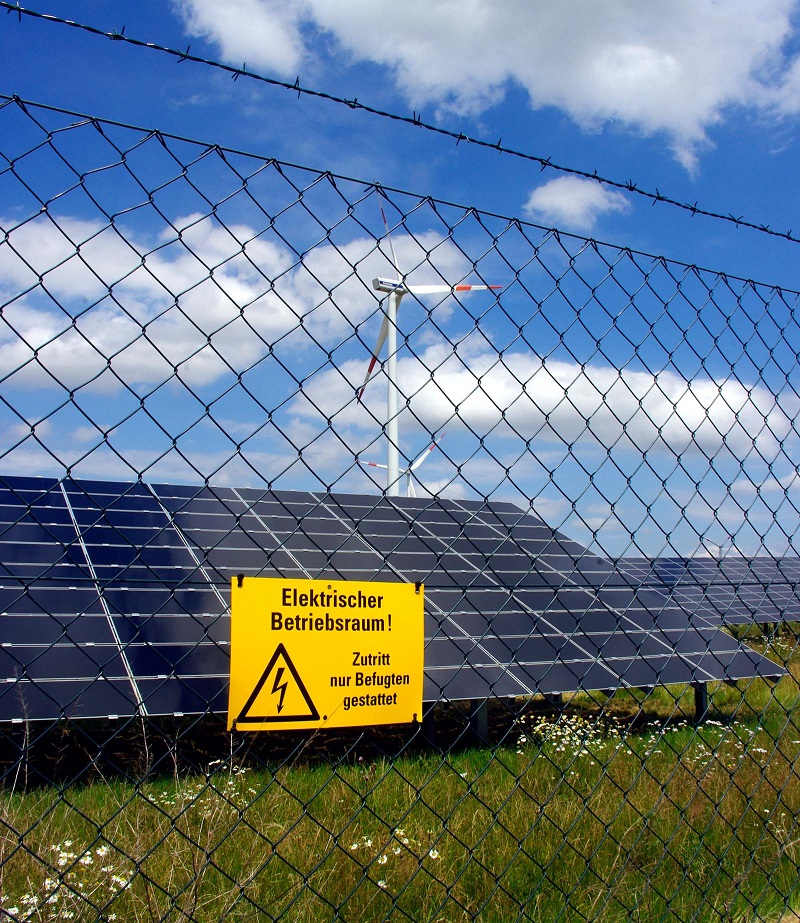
{"left": 1, "top": 95, "right": 800, "bottom": 922}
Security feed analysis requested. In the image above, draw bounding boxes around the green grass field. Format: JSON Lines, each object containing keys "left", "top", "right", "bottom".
{"left": 3, "top": 634, "right": 800, "bottom": 922}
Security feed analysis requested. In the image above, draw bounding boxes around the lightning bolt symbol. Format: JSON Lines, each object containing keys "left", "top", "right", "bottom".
{"left": 271, "top": 666, "right": 288, "bottom": 713}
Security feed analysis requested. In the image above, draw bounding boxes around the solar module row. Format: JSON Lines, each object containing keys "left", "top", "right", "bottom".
{"left": 621, "top": 557, "right": 800, "bottom": 625}
{"left": 0, "top": 475, "right": 784, "bottom": 722}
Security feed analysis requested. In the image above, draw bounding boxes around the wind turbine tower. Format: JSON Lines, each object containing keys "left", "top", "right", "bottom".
{"left": 358, "top": 209, "right": 502, "bottom": 496}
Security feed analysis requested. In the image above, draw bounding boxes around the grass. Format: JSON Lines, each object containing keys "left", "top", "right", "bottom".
{"left": 3, "top": 633, "right": 800, "bottom": 922}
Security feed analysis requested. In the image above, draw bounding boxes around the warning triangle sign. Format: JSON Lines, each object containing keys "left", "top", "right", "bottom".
{"left": 235, "top": 643, "right": 320, "bottom": 727}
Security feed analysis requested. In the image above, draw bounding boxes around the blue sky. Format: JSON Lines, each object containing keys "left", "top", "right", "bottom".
{"left": 2, "top": 0, "right": 800, "bottom": 558}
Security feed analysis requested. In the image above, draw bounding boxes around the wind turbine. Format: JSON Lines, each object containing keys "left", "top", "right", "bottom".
{"left": 360, "top": 433, "right": 446, "bottom": 498}
{"left": 358, "top": 206, "right": 501, "bottom": 496}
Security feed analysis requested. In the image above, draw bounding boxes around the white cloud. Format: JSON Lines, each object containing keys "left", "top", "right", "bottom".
{"left": 772, "top": 54, "right": 800, "bottom": 114}
{"left": 294, "top": 339, "right": 792, "bottom": 461}
{"left": 6, "top": 419, "right": 51, "bottom": 441}
{"left": 524, "top": 176, "right": 630, "bottom": 232}
{"left": 0, "top": 436, "right": 306, "bottom": 488}
{"left": 173, "top": 0, "right": 308, "bottom": 76}
{"left": 174, "top": 0, "right": 800, "bottom": 168}
{"left": 529, "top": 495, "right": 570, "bottom": 522}
{"left": 0, "top": 212, "right": 472, "bottom": 392}
{"left": 732, "top": 468, "right": 800, "bottom": 496}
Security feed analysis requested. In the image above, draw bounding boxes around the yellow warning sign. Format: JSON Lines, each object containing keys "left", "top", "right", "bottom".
{"left": 228, "top": 577, "right": 424, "bottom": 731}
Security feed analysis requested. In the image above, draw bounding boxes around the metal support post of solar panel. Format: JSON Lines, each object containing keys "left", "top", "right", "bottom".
{"left": 0, "top": 475, "right": 783, "bottom": 727}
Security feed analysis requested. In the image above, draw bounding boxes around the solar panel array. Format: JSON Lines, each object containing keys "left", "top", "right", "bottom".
{"left": 621, "top": 557, "right": 800, "bottom": 625}
{"left": 0, "top": 475, "right": 783, "bottom": 722}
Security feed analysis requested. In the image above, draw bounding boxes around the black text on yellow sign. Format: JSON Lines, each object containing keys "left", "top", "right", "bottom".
{"left": 228, "top": 577, "right": 424, "bottom": 731}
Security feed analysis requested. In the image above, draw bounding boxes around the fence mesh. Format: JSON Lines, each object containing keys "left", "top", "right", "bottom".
{"left": 1, "top": 95, "right": 800, "bottom": 922}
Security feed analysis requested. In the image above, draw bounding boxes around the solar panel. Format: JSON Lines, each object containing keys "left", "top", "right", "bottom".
{"left": 621, "top": 557, "right": 800, "bottom": 625}
{"left": 0, "top": 475, "right": 784, "bottom": 722}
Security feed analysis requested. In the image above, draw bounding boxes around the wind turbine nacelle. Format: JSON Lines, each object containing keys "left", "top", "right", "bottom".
{"left": 373, "top": 277, "right": 405, "bottom": 293}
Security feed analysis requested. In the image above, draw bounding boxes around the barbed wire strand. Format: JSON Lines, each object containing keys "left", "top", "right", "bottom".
{"left": 1, "top": 0, "right": 798, "bottom": 247}
{"left": 3, "top": 92, "right": 798, "bottom": 298}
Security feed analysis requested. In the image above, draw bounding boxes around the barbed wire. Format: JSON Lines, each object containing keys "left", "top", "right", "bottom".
{"left": 2, "top": 0, "right": 799, "bottom": 248}
{"left": 3, "top": 91, "right": 798, "bottom": 298}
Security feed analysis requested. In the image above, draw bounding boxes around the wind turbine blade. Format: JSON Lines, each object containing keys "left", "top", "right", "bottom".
{"left": 379, "top": 200, "right": 401, "bottom": 277}
{"left": 374, "top": 278, "right": 503, "bottom": 296}
{"left": 360, "top": 460, "right": 388, "bottom": 470}
{"left": 405, "top": 283, "right": 503, "bottom": 295}
{"left": 402, "top": 284, "right": 455, "bottom": 295}
{"left": 357, "top": 312, "right": 391, "bottom": 401}
{"left": 407, "top": 474, "right": 416, "bottom": 498}
{"left": 409, "top": 432, "right": 446, "bottom": 471}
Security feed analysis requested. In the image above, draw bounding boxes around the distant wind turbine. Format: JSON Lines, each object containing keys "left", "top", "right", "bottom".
{"left": 360, "top": 433, "right": 446, "bottom": 498}
{"left": 358, "top": 204, "right": 501, "bottom": 496}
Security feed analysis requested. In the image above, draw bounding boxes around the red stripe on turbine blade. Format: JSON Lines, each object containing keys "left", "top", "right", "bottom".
{"left": 453, "top": 284, "right": 503, "bottom": 291}
{"left": 358, "top": 355, "right": 379, "bottom": 398}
